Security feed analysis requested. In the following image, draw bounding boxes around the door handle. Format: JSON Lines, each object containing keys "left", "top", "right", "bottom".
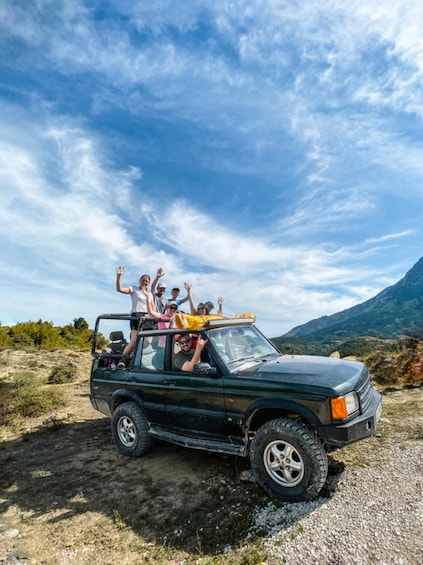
{"left": 163, "top": 379, "right": 176, "bottom": 385}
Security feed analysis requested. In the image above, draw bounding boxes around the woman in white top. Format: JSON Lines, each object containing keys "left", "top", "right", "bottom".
{"left": 116, "top": 266, "right": 153, "bottom": 356}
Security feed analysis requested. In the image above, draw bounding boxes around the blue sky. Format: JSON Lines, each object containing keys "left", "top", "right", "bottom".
{"left": 1, "top": 0, "right": 422, "bottom": 337}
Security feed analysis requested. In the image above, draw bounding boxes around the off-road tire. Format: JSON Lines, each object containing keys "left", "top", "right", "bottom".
{"left": 111, "top": 401, "right": 153, "bottom": 457}
{"left": 250, "top": 417, "right": 328, "bottom": 501}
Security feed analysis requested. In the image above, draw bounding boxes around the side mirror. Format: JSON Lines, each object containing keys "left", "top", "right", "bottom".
{"left": 193, "top": 363, "right": 218, "bottom": 376}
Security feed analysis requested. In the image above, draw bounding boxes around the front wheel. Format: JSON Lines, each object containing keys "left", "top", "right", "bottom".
{"left": 250, "top": 418, "right": 328, "bottom": 502}
{"left": 111, "top": 401, "right": 153, "bottom": 457}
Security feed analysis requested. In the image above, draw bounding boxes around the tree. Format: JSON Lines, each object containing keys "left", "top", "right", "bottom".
{"left": 73, "top": 317, "right": 89, "bottom": 331}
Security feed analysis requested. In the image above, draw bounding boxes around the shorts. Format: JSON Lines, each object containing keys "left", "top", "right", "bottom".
{"left": 140, "top": 318, "right": 158, "bottom": 331}
{"left": 130, "top": 312, "right": 147, "bottom": 330}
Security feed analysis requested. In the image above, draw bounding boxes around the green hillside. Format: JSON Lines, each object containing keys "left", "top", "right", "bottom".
{"left": 280, "top": 257, "right": 423, "bottom": 343}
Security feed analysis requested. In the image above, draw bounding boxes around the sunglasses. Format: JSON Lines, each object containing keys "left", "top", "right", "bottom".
{"left": 179, "top": 339, "right": 191, "bottom": 345}
{"left": 168, "top": 306, "right": 177, "bottom": 310}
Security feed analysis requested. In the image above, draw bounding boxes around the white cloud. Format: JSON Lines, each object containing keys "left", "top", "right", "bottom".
{"left": 140, "top": 200, "right": 300, "bottom": 272}
{"left": 1, "top": 1, "right": 423, "bottom": 336}
{"left": 0, "top": 96, "right": 413, "bottom": 334}
{"left": 0, "top": 109, "right": 151, "bottom": 274}
{"left": 365, "top": 230, "right": 414, "bottom": 244}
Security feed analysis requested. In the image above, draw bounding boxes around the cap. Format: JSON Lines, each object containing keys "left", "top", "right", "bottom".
{"left": 158, "top": 282, "right": 166, "bottom": 289}
{"left": 168, "top": 301, "right": 178, "bottom": 307}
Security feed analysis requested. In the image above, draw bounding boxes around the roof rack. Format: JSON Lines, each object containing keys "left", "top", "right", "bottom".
{"left": 203, "top": 317, "right": 256, "bottom": 329}
{"left": 96, "top": 313, "right": 134, "bottom": 320}
{"left": 94, "top": 313, "right": 256, "bottom": 331}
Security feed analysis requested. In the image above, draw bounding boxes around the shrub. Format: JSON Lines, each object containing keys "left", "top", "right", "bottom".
{"left": 0, "top": 372, "right": 66, "bottom": 425}
{"left": 0, "top": 402, "right": 14, "bottom": 426}
{"left": 0, "top": 327, "right": 11, "bottom": 347}
{"left": 48, "top": 362, "right": 77, "bottom": 384}
{"left": 365, "top": 352, "right": 400, "bottom": 385}
{"left": 14, "top": 385, "right": 65, "bottom": 417}
{"left": 1, "top": 317, "right": 95, "bottom": 350}
{"left": 14, "top": 371, "right": 41, "bottom": 389}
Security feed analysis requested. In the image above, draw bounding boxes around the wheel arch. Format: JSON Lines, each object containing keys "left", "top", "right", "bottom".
{"left": 109, "top": 388, "right": 146, "bottom": 415}
{"left": 245, "top": 399, "right": 321, "bottom": 435}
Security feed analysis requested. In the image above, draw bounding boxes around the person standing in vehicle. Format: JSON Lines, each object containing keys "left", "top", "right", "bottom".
{"left": 184, "top": 282, "right": 208, "bottom": 315}
{"left": 168, "top": 286, "right": 190, "bottom": 309}
{"left": 206, "top": 297, "right": 224, "bottom": 316}
{"left": 155, "top": 282, "right": 169, "bottom": 314}
{"left": 116, "top": 266, "right": 153, "bottom": 356}
{"left": 185, "top": 283, "right": 223, "bottom": 316}
{"left": 150, "top": 267, "right": 169, "bottom": 314}
{"left": 146, "top": 299, "right": 178, "bottom": 347}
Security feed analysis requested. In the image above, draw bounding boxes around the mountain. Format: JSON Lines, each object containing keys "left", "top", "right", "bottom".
{"left": 281, "top": 257, "right": 423, "bottom": 342}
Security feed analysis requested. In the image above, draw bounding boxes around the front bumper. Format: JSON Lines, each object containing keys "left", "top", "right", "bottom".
{"left": 317, "top": 389, "right": 382, "bottom": 448}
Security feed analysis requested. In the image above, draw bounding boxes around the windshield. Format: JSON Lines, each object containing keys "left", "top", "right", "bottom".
{"left": 208, "top": 325, "right": 279, "bottom": 371}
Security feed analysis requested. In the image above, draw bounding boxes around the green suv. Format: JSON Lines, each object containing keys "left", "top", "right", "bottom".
{"left": 90, "top": 313, "right": 382, "bottom": 502}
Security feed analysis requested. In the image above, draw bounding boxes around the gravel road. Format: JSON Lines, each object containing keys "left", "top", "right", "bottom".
{"left": 248, "top": 440, "right": 422, "bottom": 564}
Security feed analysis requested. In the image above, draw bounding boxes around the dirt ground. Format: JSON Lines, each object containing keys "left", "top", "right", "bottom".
{"left": 0, "top": 350, "right": 269, "bottom": 564}
{"left": 0, "top": 349, "right": 422, "bottom": 564}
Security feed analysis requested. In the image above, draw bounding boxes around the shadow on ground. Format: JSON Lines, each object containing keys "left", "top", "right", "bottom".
{"left": 0, "top": 416, "right": 344, "bottom": 555}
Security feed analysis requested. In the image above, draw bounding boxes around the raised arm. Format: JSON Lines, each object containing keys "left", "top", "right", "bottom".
{"left": 146, "top": 292, "right": 162, "bottom": 320}
{"left": 184, "top": 282, "right": 196, "bottom": 315}
{"left": 178, "top": 290, "right": 190, "bottom": 305}
{"left": 217, "top": 296, "right": 224, "bottom": 316}
{"left": 116, "top": 266, "right": 131, "bottom": 294}
{"left": 151, "top": 267, "right": 165, "bottom": 294}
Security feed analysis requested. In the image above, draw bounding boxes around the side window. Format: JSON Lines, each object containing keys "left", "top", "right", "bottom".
{"left": 134, "top": 337, "right": 166, "bottom": 371}
{"left": 172, "top": 334, "right": 194, "bottom": 371}
{"left": 172, "top": 335, "right": 182, "bottom": 371}
{"left": 172, "top": 334, "right": 216, "bottom": 373}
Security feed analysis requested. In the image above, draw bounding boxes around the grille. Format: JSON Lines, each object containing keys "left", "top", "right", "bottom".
{"left": 356, "top": 369, "right": 373, "bottom": 412}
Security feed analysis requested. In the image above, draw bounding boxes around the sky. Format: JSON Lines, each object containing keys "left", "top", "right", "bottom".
{"left": 1, "top": 0, "right": 423, "bottom": 338}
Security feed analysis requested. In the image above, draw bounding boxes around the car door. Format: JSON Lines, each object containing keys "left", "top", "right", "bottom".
{"left": 163, "top": 339, "right": 227, "bottom": 438}
{"left": 123, "top": 336, "right": 168, "bottom": 425}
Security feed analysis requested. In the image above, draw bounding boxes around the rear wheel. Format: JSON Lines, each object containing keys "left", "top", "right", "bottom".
{"left": 250, "top": 418, "right": 328, "bottom": 501}
{"left": 111, "top": 401, "right": 153, "bottom": 457}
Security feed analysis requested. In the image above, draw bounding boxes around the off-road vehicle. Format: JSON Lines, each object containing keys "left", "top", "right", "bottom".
{"left": 90, "top": 313, "right": 382, "bottom": 502}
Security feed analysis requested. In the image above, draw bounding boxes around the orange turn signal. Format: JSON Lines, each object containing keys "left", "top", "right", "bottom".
{"left": 331, "top": 397, "right": 348, "bottom": 420}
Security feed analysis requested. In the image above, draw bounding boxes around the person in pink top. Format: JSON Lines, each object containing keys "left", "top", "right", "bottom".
{"left": 147, "top": 299, "right": 178, "bottom": 347}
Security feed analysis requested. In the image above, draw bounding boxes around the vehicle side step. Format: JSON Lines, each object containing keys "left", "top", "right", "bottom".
{"left": 149, "top": 427, "right": 247, "bottom": 456}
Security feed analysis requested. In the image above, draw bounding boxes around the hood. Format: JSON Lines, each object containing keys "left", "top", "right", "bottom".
{"left": 238, "top": 354, "right": 367, "bottom": 396}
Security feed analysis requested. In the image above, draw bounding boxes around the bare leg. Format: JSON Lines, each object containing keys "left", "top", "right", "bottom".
{"left": 122, "top": 329, "right": 138, "bottom": 356}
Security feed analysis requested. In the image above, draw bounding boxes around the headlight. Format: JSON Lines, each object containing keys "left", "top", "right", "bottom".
{"left": 330, "top": 392, "right": 359, "bottom": 420}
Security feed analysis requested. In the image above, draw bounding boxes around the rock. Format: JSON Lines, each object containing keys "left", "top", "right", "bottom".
{"left": 329, "top": 351, "right": 340, "bottom": 358}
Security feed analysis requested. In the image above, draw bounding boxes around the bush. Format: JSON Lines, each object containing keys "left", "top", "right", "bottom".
{"left": 0, "top": 327, "right": 11, "bottom": 347}
{"left": 13, "top": 371, "right": 41, "bottom": 389}
{"left": 2, "top": 317, "right": 94, "bottom": 350}
{"left": 404, "top": 356, "right": 423, "bottom": 386}
{"left": 365, "top": 352, "right": 400, "bottom": 385}
{"left": 14, "top": 385, "right": 65, "bottom": 417}
{"left": 0, "top": 373, "right": 65, "bottom": 426}
{"left": 0, "top": 372, "right": 66, "bottom": 425}
{"left": 0, "top": 404, "right": 16, "bottom": 427}
{"left": 365, "top": 344, "right": 423, "bottom": 387}
{"left": 48, "top": 362, "right": 77, "bottom": 384}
